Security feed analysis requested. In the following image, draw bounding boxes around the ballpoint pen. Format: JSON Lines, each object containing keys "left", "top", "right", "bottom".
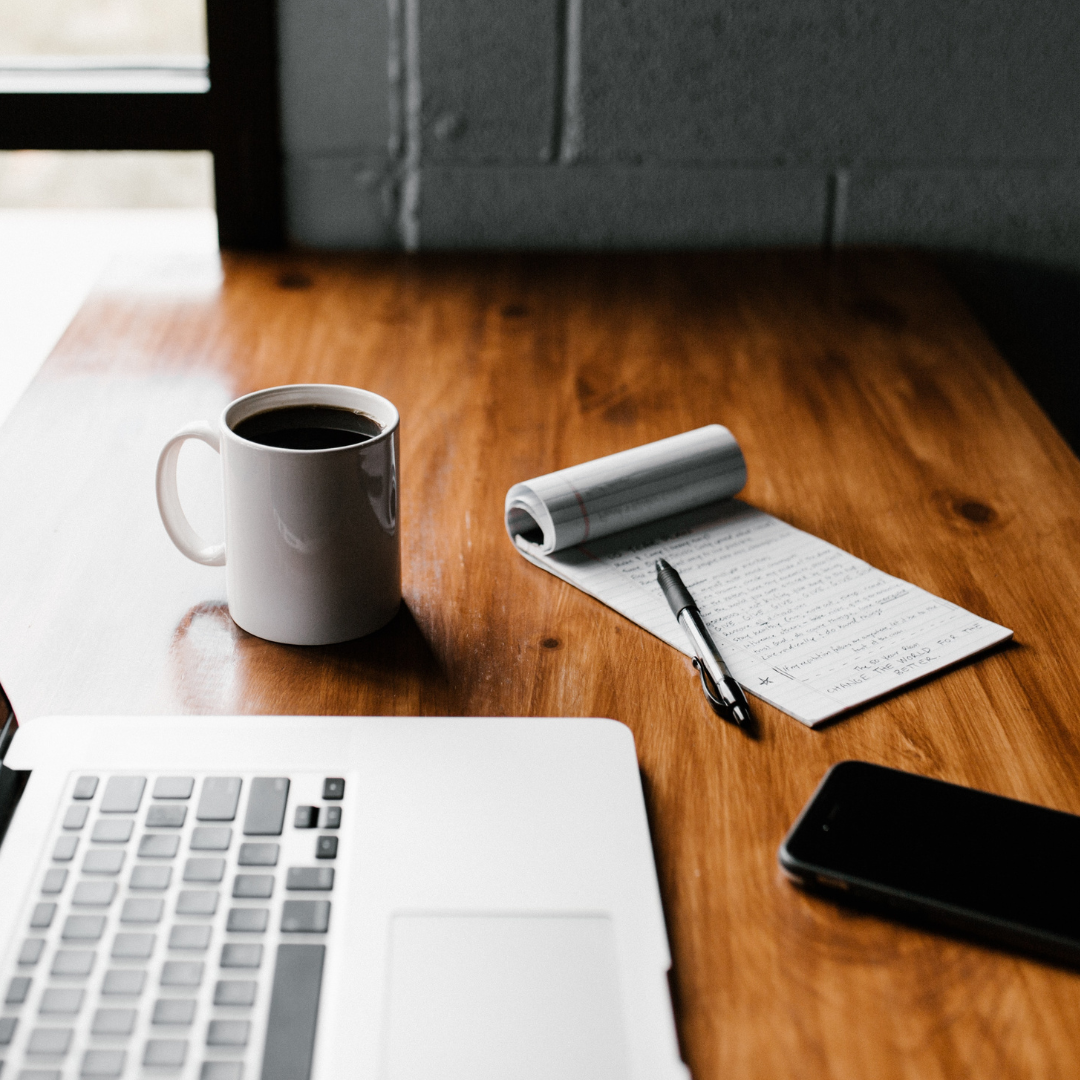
{"left": 655, "top": 558, "right": 752, "bottom": 727}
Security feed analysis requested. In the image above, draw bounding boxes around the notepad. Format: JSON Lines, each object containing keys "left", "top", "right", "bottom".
{"left": 505, "top": 427, "right": 1012, "bottom": 727}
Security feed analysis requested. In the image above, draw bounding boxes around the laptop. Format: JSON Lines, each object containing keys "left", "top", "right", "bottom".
{"left": 0, "top": 713, "right": 688, "bottom": 1080}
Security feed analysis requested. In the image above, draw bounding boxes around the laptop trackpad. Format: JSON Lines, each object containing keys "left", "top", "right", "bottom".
{"left": 382, "top": 914, "right": 630, "bottom": 1080}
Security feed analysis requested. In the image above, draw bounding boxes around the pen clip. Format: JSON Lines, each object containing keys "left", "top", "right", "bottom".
{"left": 692, "top": 657, "right": 728, "bottom": 717}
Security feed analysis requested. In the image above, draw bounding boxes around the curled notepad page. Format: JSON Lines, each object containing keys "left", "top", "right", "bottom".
{"left": 505, "top": 426, "right": 1012, "bottom": 727}
{"left": 505, "top": 426, "right": 747, "bottom": 555}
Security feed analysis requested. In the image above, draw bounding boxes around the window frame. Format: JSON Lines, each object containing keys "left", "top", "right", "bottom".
{"left": 0, "top": 0, "right": 284, "bottom": 249}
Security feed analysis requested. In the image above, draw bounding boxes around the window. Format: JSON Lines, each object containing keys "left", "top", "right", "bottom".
{"left": 0, "top": 0, "right": 284, "bottom": 247}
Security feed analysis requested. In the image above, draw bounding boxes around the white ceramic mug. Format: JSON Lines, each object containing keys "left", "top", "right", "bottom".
{"left": 156, "top": 384, "right": 400, "bottom": 645}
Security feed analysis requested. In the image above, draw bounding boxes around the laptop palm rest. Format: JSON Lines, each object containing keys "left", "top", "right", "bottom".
{"left": 382, "top": 913, "right": 630, "bottom": 1080}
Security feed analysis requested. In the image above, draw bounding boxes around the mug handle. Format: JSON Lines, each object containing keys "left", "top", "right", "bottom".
{"left": 155, "top": 422, "right": 226, "bottom": 566}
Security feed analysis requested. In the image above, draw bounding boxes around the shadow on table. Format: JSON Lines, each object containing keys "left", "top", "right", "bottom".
{"left": 935, "top": 253, "right": 1080, "bottom": 457}
{"left": 791, "top": 870, "right": 1080, "bottom": 975}
{"left": 170, "top": 598, "right": 447, "bottom": 714}
{"left": 321, "top": 600, "right": 447, "bottom": 682}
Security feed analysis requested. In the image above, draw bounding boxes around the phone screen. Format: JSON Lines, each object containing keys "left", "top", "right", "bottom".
{"left": 781, "top": 761, "right": 1080, "bottom": 952}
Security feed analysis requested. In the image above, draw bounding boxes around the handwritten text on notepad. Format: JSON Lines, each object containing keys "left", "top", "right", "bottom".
{"left": 539, "top": 501, "right": 1011, "bottom": 725}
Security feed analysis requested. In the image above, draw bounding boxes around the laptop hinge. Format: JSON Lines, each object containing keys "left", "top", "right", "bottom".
{"left": 0, "top": 682, "right": 27, "bottom": 847}
{"left": 0, "top": 680, "right": 16, "bottom": 761}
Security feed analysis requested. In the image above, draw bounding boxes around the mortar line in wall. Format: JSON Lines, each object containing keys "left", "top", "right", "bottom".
{"left": 386, "top": 0, "right": 403, "bottom": 159}
{"left": 824, "top": 168, "right": 849, "bottom": 248}
{"left": 385, "top": 0, "right": 404, "bottom": 239}
{"left": 558, "top": 0, "right": 583, "bottom": 164}
{"left": 548, "top": 0, "right": 567, "bottom": 164}
{"left": 399, "top": 0, "right": 422, "bottom": 250}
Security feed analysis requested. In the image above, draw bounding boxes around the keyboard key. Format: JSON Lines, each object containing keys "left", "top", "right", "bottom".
{"left": 293, "top": 806, "right": 318, "bottom": 829}
{"left": 73, "top": 881, "right": 117, "bottom": 907}
{"left": 220, "top": 944, "right": 262, "bottom": 969}
{"left": 111, "top": 933, "right": 154, "bottom": 959}
{"left": 139, "top": 835, "right": 180, "bottom": 858}
{"left": 39, "top": 988, "right": 84, "bottom": 1015}
{"left": 243, "top": 778, "right": 289, "bottom": 836}
{"left": 80, "top": 1048, "right": 126, "bottom": 1077}
{"left": 185, "top": 858, "right": 225, "bottom": 883}
{"left": 207, "top": 1020, "right": 249, "bottom": 1047}
{"left": 315, "top": 836, "right": 337, "bottom": 859}
{"left": 238, "top": 843, "right": 278, "bottom": 866}
{"left": 27, "top": 1028, "right": 73, "bottom": 1054}
{"left": 213, "top": 980, "right": 256, "bottom": 1006}
{"left": 63, "top": 915, "right": 105, "bottom": 941}
{"left": 262, "top": 944, "right": 324, "bottom": 1080}
{"left": 169, "top": 925, "right": 212, "bottom": 950}
{"left": 6, "top": 976, "right": 31, "bottom": 1004}
{"left": 19, "top": 939, "right": 45, "bottom": 965}
{"left": 323, "top": 806, "right": 341, "bottom": 829}
{"left": 226, "top": 908, "right": 269, "bottom": 933}
{"left": 53, "top": 836, "right": 78, "bottom": 862}
{"left": 83, "top": 849, "right": 124, "bottom": 875}
{"left": 91, "top": 819, "right": 133, "bottom": 844}
{"left": 146, "top": 804, "right": 187, "bottom": 827}
{"left": 233, "top": 875, "right": 273, "bottom": 899}
{"left": 73, "top": 776, "right": 99, "bottom": 800}
{"left": 50, "top": 950, "right": 94, "bottom": 976}
{"left": 0, "top": 1016, "right": 16, "bottom": 1045}
{"left": 41, "top": 868, "right": 68, "bottom": 894}
{"left": 201, "top": 1064, "right": 244, "bottom": 1080}
{"left": 153, "top": 777, "right": 194, "bottom": 799}
{"left": 121, "top": 898, "right": 163, "bottom": 924}
{"left": 30, "top": 903, "right": 56, "bottom": 929}
{"left": 63, "top": 805, "right": 89, "bottom": 830}
{"left": 102, "top": 969, "right": 146, "bottom": 996}
{"left": 322, "top": 778, "right": 345, "bottom": 800}
{"left": 161, "top": 961, "right": 204, "bottom": 987}
{"left": 285, "top": 867, "right": 334, "bottom": 891}
{"left": 100, "top": 777, "right": 146, "bottom": 814}
{"left": 152, "top": 999, "right": 196, "bottom": 1025}
{"left": 144, "top": 1039, "right": 188, "bottom": 1066}
{"left": 196, "top": 778, "right": 242, "bottom": 822}
{"left": 176, "top": 890, "right": 219, "bottom": 916}
{"left": 281, "top": 901, "right": 330, "bottom": 934}
{"left": 91, "top": 1008, "right": 135, "bottom": 1035}
{"left": 190, "top": 827, "right": 232, "bottom": 851}
{"left": 130, "top": 865, "right": 172, "bottom": 891}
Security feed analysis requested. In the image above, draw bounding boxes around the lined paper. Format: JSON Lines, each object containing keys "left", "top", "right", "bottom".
{"left": 515, "top": 499, "right": 1011, "bottom": 727}
{"left": 505, "top": 426, "right": 746, "bottom": 553}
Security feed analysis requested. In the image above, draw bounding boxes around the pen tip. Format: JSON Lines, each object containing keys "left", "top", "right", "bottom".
{"left": 655, "top": 558, "right": 668, "bottom": 573}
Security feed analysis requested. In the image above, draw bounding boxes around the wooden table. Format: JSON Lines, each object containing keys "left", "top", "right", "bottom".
{"left": 2, "top": 248, "right": 1079, "bottom": 1078}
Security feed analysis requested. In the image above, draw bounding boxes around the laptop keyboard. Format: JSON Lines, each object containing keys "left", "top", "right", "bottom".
{"left": 1, "top": 772, "right": 346, "bottom": 1080}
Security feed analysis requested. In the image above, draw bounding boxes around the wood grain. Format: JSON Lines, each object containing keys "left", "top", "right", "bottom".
{"left": 2, "top": 249, "right": 1080, "bottom": 1078}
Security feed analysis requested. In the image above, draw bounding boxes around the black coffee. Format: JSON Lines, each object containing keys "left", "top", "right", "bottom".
{"left": 233, "top": 404, "right": 382, "bottom": 450}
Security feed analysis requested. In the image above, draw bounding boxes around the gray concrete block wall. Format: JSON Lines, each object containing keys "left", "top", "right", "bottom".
{"left": 418, "top": 0, "right": 562, "bottom": 165}
{"left": 845, "top": 168, "right": 1080, "bottom": 265}
{"left": 418, "top": 165, "right": 828, "bottom": 248}
{"left": 276, "top": 0, "right": 394, "bottom": 245}
{"left": 277, "top": 0, "right": 1080, "bottom": 262}
{"left": 580, "top": 0, "right": 1080, "bottom": 164}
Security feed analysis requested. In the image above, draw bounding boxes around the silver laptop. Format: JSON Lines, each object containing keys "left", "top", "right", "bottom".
{"left": 0, "top": 714, "right": 687, "bottom": 1080}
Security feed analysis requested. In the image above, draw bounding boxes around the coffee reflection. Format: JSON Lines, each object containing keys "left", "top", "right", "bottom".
{"left": 233, "top": 404, "right": 382, "bottom": 450}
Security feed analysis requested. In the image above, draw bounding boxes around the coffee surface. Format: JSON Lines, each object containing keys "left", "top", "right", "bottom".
{"left": 233, "top": 404, "right": 381, "bottom": 450}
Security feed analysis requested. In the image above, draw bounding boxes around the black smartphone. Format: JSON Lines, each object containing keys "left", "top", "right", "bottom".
{"left": 779, "top": 760, "right": 1080, "bottom": 965}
